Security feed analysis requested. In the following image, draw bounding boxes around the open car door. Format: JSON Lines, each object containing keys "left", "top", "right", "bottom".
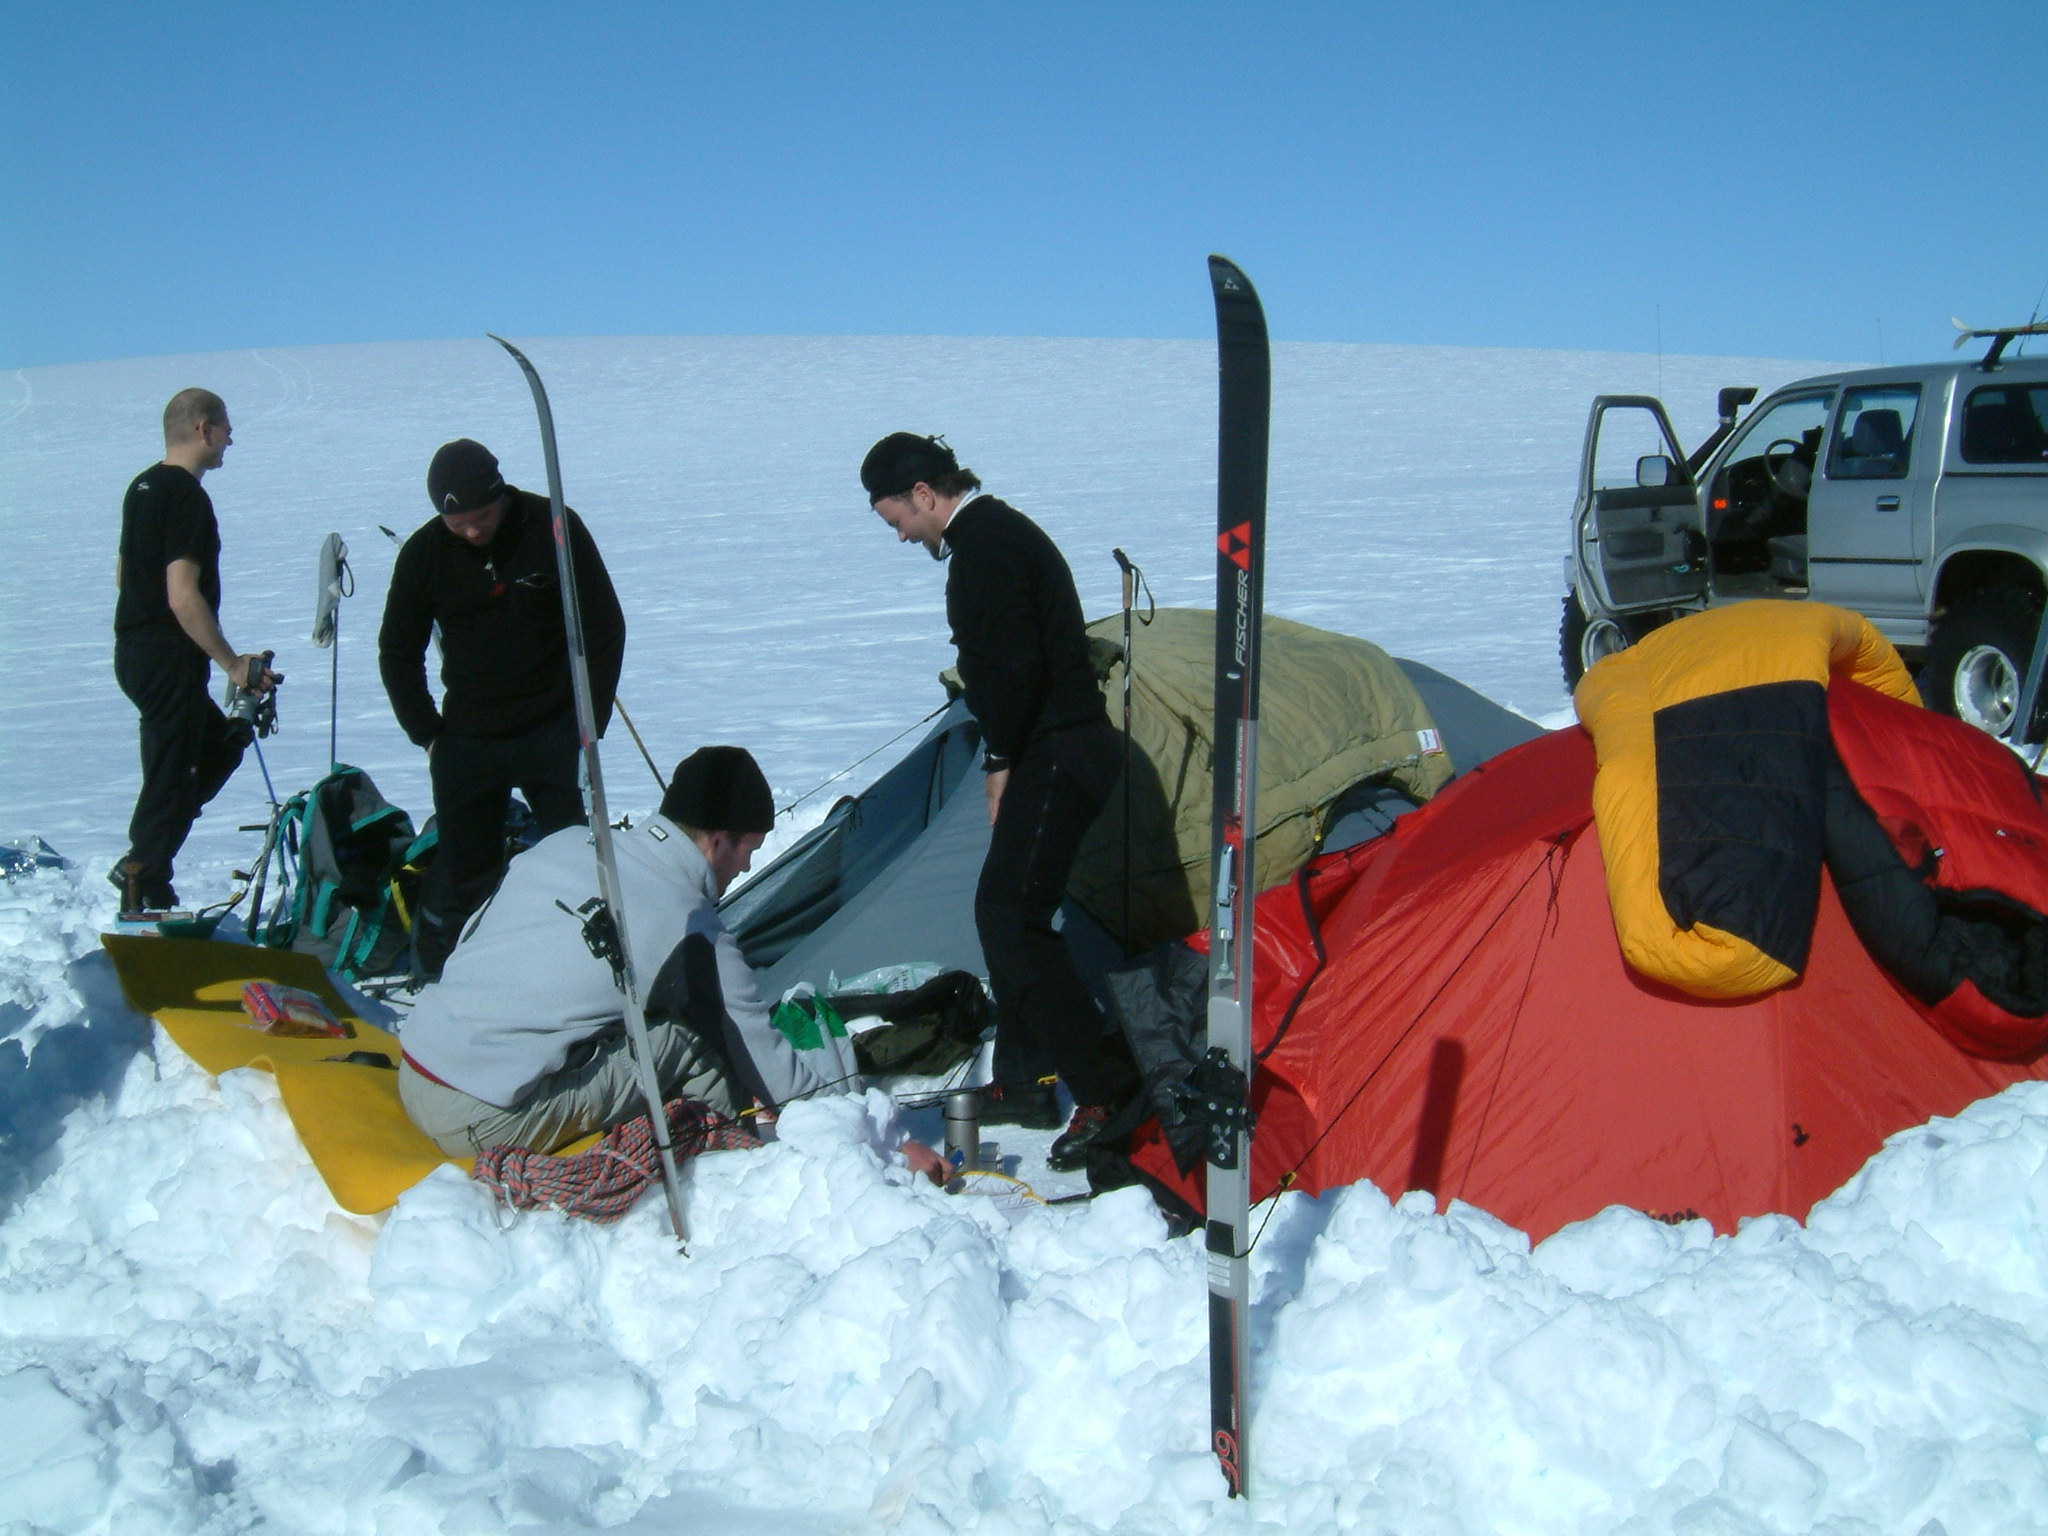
{"left": 1574, "top": 395, "right": 1708, "bottom": 613}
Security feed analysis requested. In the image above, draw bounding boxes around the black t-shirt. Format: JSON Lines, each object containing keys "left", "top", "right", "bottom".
{"left": 114, "top": 464, "right": 220, "bottom": 650}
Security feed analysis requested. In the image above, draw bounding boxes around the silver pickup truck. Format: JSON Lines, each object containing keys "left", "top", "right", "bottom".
{"left": 1562, "top": 324, "right": 2048, "bottom": 738}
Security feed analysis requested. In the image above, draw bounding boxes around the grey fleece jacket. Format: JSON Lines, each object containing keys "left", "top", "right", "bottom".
{"left": 400, "top": 817, "right": 856, "bottom": 1111}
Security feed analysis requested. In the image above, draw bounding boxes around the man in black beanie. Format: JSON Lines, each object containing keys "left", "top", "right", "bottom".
{"left": 399, "top": 745, "right": 856, "bottom": 1156}
{"left": 379, "top": 438, "right": 626, "bottom": 981}
{"left": 861, "top": 432, "right": 1137, "bottom": 1170}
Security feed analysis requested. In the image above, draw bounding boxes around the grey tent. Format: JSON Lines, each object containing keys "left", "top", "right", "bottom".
{"left": 723, "top": 610, "right": 1542, "bottom": 1000}
{"left": 721, "top": 698, "right": 990, "bottom": 1001}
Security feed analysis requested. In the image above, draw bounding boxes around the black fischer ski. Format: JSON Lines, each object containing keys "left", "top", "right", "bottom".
{"left": 491, "top": 334, "right": 691, "bottom": 1248}
{"left": 1203, "top": 254, "right": 1269, "bottom": 1498}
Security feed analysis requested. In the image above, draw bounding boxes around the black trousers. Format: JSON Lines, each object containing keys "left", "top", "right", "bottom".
{"left": 414, "top": 712, "right": 586, "bottom": 974}
{"left": 116, "top": 641, "right": 247, "bottom": 883}
{"left": 979, "top": 718, "right": 1136, "bottom": 1107}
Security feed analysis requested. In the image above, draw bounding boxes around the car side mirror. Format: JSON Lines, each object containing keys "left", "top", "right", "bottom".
{"left": 1637, "top": 454, "right": 1681, "bottom": 488}
{"left": 1717, "top": 386, "right": 1759, "bottom": 423}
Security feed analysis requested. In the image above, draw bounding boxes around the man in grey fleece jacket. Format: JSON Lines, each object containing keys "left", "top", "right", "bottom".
{"left": 398, "top": 746, "right": 856, "bottom": 1157}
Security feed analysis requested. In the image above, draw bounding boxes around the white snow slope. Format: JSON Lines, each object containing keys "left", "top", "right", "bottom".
{"left": 4, "top": 334, "right": 2048, "bottom": 1535}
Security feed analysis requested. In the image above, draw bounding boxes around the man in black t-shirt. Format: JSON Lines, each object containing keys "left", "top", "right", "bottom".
{"left": 860, "top": 432, "right": 1137, "bottom": 1171}
{"left": 378, "top": 438, "right": 626, "bottom": 981}
{"left": 112, "top": 388, "right": 279, "bottom": 913}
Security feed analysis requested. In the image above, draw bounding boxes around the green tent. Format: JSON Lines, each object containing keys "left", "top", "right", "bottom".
{"left": 948, "top": 608, "right": 1455, "bottom": 952}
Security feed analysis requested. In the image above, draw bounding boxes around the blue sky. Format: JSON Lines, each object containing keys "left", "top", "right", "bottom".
{"left": 5, "top": 0, "right": 2043, "bottom": 370}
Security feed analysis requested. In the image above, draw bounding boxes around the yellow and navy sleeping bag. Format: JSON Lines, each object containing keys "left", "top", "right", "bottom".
{"left": 1576, "top": 601, "right": 2048, "bottom": 1059}
{"left": 1574, "top": 602, "right": 1917, "bottom": 999}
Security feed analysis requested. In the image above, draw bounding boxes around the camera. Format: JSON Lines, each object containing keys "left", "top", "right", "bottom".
{"left": 222, "top": 651, "right": 280, "bottom": 745}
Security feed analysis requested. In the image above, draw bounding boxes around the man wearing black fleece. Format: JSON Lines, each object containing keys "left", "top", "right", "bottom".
{"left": 379, "top": 438, "right": 625, "bottom": 980}
{"left": 861, "top": 432, "right": 1135, "bottom": 1170}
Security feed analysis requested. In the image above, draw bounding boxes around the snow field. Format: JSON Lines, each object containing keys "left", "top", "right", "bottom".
{"left": 7, "top": 334, "right": 2048, "bottom": 1532}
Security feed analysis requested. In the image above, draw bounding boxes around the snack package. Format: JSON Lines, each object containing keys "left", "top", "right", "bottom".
{"left": 239, "top": 982, "right": 355, "bottom": 1039}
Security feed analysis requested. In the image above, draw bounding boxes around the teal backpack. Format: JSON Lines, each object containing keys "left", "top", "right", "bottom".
{"left": 249, "top": 765, "right": 435, "bottom": 981}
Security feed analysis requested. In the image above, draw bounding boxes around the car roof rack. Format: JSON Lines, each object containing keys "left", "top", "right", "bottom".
{"left": 1951, "top": 318, "right": 2048, "bottom": 368}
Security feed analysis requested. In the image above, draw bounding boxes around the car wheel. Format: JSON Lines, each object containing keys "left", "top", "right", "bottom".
{"left": 1559, "top": 593, "right": 1638, "bottom": 691}
{"left": 1921, "top": 586, "right": 2044, "bottom": 741}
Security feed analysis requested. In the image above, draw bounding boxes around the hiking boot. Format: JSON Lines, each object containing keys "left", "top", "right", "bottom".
{"left": 980, "top": 1079, "right": 1062, "bottom": 1131}
{"left": 1048, "top": 1104, "right": 1114, "bottom": 1172}
{"left": 108, "top": 858, "right": 177, "bottom": 915}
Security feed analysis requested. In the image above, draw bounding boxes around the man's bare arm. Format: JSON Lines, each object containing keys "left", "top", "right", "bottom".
{"left": 166, "top": 558, "right": 270, "bottom": 689}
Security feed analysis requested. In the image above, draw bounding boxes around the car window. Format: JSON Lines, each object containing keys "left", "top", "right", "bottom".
{"left": 1707, "top": 391, "right": 1831, "bottom": 540}
{"left": 1960, "top": 384, "right": 2048, "bottom": 465}
{"left": 1714, "top": 392, "right": 1832, "bottom": 503}
{"left": 1722, "top": 392, "right": 1833, "bottom": 468}
{"left": 1827, "top": 385, "right": 1920, "bottom": 479}
{"left": 1589, "top": 406, "right": 1680, "bottom": 492}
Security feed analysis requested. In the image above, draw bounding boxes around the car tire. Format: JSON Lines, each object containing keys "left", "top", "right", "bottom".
{"left": 1920, "top": 586, "right": 2044, "bottom": 742}
{"left": 1559, "top": 592, "right": 1638, "bottom": 691}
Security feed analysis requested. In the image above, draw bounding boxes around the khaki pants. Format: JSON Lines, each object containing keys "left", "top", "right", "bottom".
{"left": 399, "top": 1018, "right": 734, "bottom": 1157}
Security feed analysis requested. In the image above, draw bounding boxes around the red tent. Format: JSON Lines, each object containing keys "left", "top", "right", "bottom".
{"left": 1129, "top": 716, "right": 2048, "bottom": 1240}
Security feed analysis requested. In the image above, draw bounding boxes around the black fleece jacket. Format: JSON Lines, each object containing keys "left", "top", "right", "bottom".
{"left": 378, "top": 489, "right": 625, "bottom": 746}
{"left": 942, "top": 496, "right": 1107, "bottom": 766}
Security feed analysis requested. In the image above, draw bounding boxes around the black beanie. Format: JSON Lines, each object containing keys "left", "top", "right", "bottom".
{"left": 860, "top": 432, "right": 959, "bottom": 502}
{"left": 427, "top": 439, "right": 506, "bottom": 515}
{"left": 661, "top": 746, "right": 774, "bottom": 833}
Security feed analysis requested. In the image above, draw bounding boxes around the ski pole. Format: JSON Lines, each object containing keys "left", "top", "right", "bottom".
{"left": 324, "top": 600, "right": 342, "bottom": 771}
{"left": 614, "top": 700, "right": 668, "bottom": 793}
{"left": 252, "top": 736, "right": 280, "bottom": 810}
{"left": 309, "top": 531, "right": 353, "bottom": 770}
{"left": 1114, "top": 547, "right": 1137, "bottom": 952}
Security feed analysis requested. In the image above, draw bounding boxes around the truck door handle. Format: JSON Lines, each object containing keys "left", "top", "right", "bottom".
{"left": 1875, "top": 496, "right": 1901, "bottom": 511}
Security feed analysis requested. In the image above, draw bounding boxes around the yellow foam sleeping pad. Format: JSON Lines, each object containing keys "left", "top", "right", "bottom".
{"left": 100, "top": 936, "right": 598, "bottom": 1213}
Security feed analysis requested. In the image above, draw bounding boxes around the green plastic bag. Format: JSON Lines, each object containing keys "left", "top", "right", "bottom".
{"left": 770, "top": 992, "right": 850, "bottom": 1050}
